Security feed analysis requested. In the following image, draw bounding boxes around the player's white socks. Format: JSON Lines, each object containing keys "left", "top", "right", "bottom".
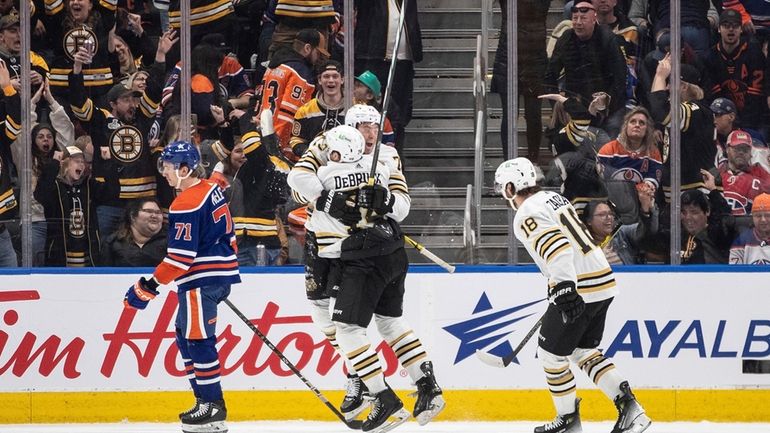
{"left": 375, "top": 315, "right": 428, "bottom": 382}
{"left": 572, "top": 349, "right": 624, "bottom": 400}
{"left": 336, "top": 322, "right": 386, "bottom": 393}
{"left": 310, "top": 299, "right": 358, "bottom": 375}
{"left": 538, "top": 347, "right": 577, "bottom": 415}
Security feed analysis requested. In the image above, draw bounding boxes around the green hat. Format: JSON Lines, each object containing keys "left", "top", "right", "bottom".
{"left": 355, "top": 71, "right": 381, "bottom": 98}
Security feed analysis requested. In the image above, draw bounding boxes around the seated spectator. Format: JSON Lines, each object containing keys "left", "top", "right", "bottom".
{"left": 679, "top": 171, "right": 737, "bottom": 264}
{"left": 730, "top": 193, "right": 770, "bottom": 264}
{"left": 101, "top": 198, "right": 167, "bottom": 267}
{"left": 598, "top": 106, "right": 663, "bottom": 189}
{"left": 34, "top": 146, "right": 102, "bottom": 267}
{"left": 581, "top": 184, "right": 658, "bottom": 264}
{"left": 718, "top": 130, "right": 770, "bottom": 215}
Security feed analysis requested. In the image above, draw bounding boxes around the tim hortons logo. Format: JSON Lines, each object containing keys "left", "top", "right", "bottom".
{"left": 1, "top": 290, "right": 399, "bottom": 380}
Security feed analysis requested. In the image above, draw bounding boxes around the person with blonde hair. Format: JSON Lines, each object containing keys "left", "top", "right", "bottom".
{"left": 598, "top": 106, "right": 663, "bottom": 189}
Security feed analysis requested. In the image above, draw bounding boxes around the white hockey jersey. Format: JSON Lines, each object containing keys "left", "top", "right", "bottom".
{"left": 514, "top": 190, "right": 618, "bottom": 303}
{"left": 729, "top": 228, "right": 770, "bottom": 265}
{"left": 308, "top": 155, "right": 391, "bottom": 258}
{"left": 288, "top": 136, "right": 410, "bottom": 221}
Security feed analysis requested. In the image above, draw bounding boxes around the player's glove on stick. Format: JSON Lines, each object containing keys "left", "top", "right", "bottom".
{"left": 548, "top": 281, "right": 585, "bottom": 324}
{"left": 356, "top": 184, "right": 393, "bottom": 216}
{"left": 316, "top": 190, "right": 361, "bottom": 226}
{"left": 124, "top": 277, "right": 160, "bottom": 310}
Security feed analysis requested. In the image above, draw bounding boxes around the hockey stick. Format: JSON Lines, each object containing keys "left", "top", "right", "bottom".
{"left": 475, "top": 211, "right": 624, "bottom": 368}
{"left": 404, "top": 235, "right": 456, "bottom": 273}
{"left": 224, "top": 299, "right": 363, "bottom": 430}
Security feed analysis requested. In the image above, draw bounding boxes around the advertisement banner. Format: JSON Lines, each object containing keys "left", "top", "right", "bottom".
{"left": 1, "top": 270, "right": 769, "bottom": 392}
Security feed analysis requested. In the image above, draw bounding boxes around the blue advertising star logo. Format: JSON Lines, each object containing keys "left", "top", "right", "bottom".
{"left": 442, "top": 293, "right": 544, "bottom": 364}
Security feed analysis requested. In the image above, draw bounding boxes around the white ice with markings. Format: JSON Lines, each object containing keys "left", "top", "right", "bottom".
{"left": 1, "top": 421, "right": 770, "bottom": 433}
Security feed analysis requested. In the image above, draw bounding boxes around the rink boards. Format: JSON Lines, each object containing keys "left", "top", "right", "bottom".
{"left": 0, "top": 266, "right": 769, "bottom": 423}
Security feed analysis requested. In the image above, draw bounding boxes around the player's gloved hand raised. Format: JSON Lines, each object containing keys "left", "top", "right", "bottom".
{"left": 548, "top": 281, "right": 585, "bottom": 324}
{"left": 356, "top": 184, "right": 393, "bottom": 216}
{"left": 315, "top": 190, "right": 361, "bottom": 226}
{"left": 124, "top": 277, "right": 160, "bottom": 310}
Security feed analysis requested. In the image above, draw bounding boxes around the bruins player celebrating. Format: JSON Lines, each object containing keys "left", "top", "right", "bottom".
{"left": 494, "top": 157, "right": 651, "bottom": 433}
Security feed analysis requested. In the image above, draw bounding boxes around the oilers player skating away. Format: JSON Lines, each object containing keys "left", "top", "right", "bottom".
{"left": 494, "top": 158, "right": 651, "bottom": 433}
{"left": 124, "top": 141, "right": 240, "bottom": 433}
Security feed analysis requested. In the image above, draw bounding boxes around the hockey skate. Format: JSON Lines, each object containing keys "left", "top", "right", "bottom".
{"left": 611, "top": 382, "right": 651, "bottom": 433}
{"left": 411, "top": 361, "right": 446, "bottom": 425}
{"left": 180, "top": 400, "right": 228, "bottom": 433}
{"left": 341, "top": 374, "right": 371, "bottom": 420}
{"left": 179, "top": 398, "right": 202, "bottom": 420}
{"left": 534, "top": 398, "right": 582, "bottom": 433}
{"left": 362, "top": 386, "right": 410, "bottom": 433}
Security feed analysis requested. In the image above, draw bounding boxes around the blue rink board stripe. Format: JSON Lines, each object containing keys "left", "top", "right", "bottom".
{"left": 1, "top": 264, "right": 769, "bottom": 275}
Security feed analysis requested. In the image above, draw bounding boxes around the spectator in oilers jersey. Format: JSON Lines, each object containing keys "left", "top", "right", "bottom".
{"left": 255, "top": 28, "right": 328, "bottom": 161}
{"left": 730, "top": 193, "right": 770, "bottom": 264}
{"left": 718, "top": 130, "right": 770, "bottom": 215}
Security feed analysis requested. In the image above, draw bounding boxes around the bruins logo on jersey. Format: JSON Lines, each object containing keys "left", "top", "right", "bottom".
{"left": 63, "top": 27, "right": 97, "bottom": 61}
{"left": 109, "top": 126, "right": 144, "bottom": 163}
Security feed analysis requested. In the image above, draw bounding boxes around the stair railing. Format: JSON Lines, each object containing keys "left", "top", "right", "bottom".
{"left": 472, "top": 33, "right": 487, "bottom": 260}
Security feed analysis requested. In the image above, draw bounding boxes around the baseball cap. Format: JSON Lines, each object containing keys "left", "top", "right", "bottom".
{"left": 106, "top": 82, "right": 142, "bottom": 102}
{"left": 680, "top": 64, "right": 701, "bottom": 86}
{"left": 0, "top": 13, "right": 20, "bottom": 31}
{"left": 719, "top": 9, "right": 742, "bottom": 26}
{"left": 65, "top": 146, "right": 84, "bottom": 158}
{"left": 710, "top": 97, "right": 737, "bottom": 116}
{"left": 318, "top": 59, "right": 343, "bottom": 75}
{"left": 753, "top": 193, "right": 770, "bottom": 213}
{"left": 200, "top": 33, "right": 230, "bottom": 53}
{"left": 355, "top": 70, "right": 382, "bottom": 98}
{"left": 727, "top": 129, "right": 752, "bottom": 147}
{"left": 295, "top": 29, "right": 330, "bottom": 57}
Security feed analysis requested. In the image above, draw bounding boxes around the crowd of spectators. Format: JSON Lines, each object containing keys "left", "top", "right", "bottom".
{"left": 1, "top": 0, "right": 769, "bottom": 266}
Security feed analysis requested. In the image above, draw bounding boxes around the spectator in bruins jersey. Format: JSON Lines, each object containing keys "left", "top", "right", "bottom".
{"left": 255, "top": 28, "right": 327, "bottom": 161}
{"left": 34, "top": 146, "right": 103, "bottom": 267}
{"left": 597, "top": 106, "right": 663, "bottom": 189}
{"left": 730, "top": 193, "right": 770, "bottom": 264}
{"left": 68, "top": 29, "right": 174, "bottom": 242}
{"left": 0, "top": 59, "right": 19, "bottom": 267}
{"left": 0, "top": 12, "right": 48, "bottom": 93}
{"left": 42, "top": 0, "right": 118, "bottom": 104}
{"left": 265, "top": 0, "right": 337, "bottom": 59}
{"left": 101, "top": 198, "right": 167, "bottom": 267}
{"left": 288, "top": 59, "right": 344, "bottom": 161}
{"left": 210, "top": 105, "right": 288, "bottom": 266}
{"left": 650, "top": 52, "right": 717, "bottom": 204}
{"left": 718, "top": 130, "right": 770, "bottom": 215}
{"left": 702, "top": 9, "right": 766, "bottom": 130}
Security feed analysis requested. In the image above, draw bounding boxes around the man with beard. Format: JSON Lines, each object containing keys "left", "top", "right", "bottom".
{"left": 718, "top": 130, "right": 770, "bottom": 215}
{"left": 69, "top": 39, "right": 166, "bottom": 241}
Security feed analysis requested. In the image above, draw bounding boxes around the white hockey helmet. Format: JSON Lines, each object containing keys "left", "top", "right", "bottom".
{"left": 494, "top": 157, "right": 537, "bottom": 202}
{"left": 345, "top": 104, "right": 381, "bottom": 127}
{"left": 325, "top": 125, "right": 365, "bottom": 163}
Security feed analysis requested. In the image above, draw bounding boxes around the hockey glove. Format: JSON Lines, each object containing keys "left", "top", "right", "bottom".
{"left": 316, "top": 190, "right": 361, "bottom": 226}
{"left": 124, "top": 277, "right": 160, "bottom": 310}
{"left": 548, "top": 281, "right": 585, "bottom": 324}
{"left": 356, "top": 184, "right": 393, "bottom": 216}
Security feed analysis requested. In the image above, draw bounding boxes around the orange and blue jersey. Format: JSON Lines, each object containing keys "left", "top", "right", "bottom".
{"left": 153, "top": 180, "right": 240, "bottom": 291}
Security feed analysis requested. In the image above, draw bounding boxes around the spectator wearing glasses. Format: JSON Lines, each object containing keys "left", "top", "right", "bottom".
{"left": 101, "top": 198, "right": 167, "bottom": 267}
{"left": 702, "top": 9, "right": 766, "bottom": 131}
{"left": 545, "top": 2, "right": 628, "bottom": 137}
{"left": 730, "top": 193, "right": 770, "bottom": 264}
{"left": 718, "top": 130, "right": 770, "bottom": 215}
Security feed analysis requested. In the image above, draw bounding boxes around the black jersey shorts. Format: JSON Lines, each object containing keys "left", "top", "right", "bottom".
{"left": 539, "top": 297, "right": 613, "bottom": 356}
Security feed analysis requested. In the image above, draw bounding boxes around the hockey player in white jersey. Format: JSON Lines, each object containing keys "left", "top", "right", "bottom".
{"left": 495, "top": 158, "right": 651, "bottom": 433}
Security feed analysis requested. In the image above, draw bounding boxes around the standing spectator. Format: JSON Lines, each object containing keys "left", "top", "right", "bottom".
{"left": 124, "top": 140, "right": 240, "bottom": 433}
{"left": 34, "top": 146, "right": 103, "bottom": 267}
{"left": 352, "top": 71, "right": 396, "bottom": 146}
{"left": 0, "top": 58, "right": 19, "bottom": 267}
{"left": 157, "top": 0, "right": 236, "bottom": 68}
{"left": 593, "top": 0, "right": 640, "bottom": 106}
{"left": 545, "top": 2, "right": 628, "bottom": 137}
{"left": 718, "top": 130, "right": 770, "bottom": 215}
{"left": 723, "top": 0, "right": 770, "bottom": 49}
{"left": 629, "top": 0, "right": 721, "bottom": 57}
{"left": 598, "top": 106, "right": 663, "bottom": 189}
{"left": 255, "top": 28, "right": 326, "bottom": 160}
{"left": 730, "top": 193, "right": 770, "bottom": 264}
{"left": 200, "top": 33, "right": 255, "bottom": 110}
{"left": 354, "top": 0, "right": 422, "bottom": 155}
{"left": 288, "top": 59, "right": 345, "bottom": 160}
{"left": 101, "top": 198, "right": 167, "bottom": 267}
{"left": 702, "top": 9, "right": 766, "bottom": 130}
{"left": 650, "top": 53, "right": 717, "bottom": 203}
{"left": 0, "top": 12, "right": 48, "bottom": 92}
{"left": 266, "top": 0, "right": 337, "bottom": 58}
{"left": 581, "top": 185, "right": 658, "bottom": 265}
{"left": 680, "top": 171, "right": 737, "bottom": 264}
{"left": 492, "top": 0, "right": 551, "bottom": 162}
